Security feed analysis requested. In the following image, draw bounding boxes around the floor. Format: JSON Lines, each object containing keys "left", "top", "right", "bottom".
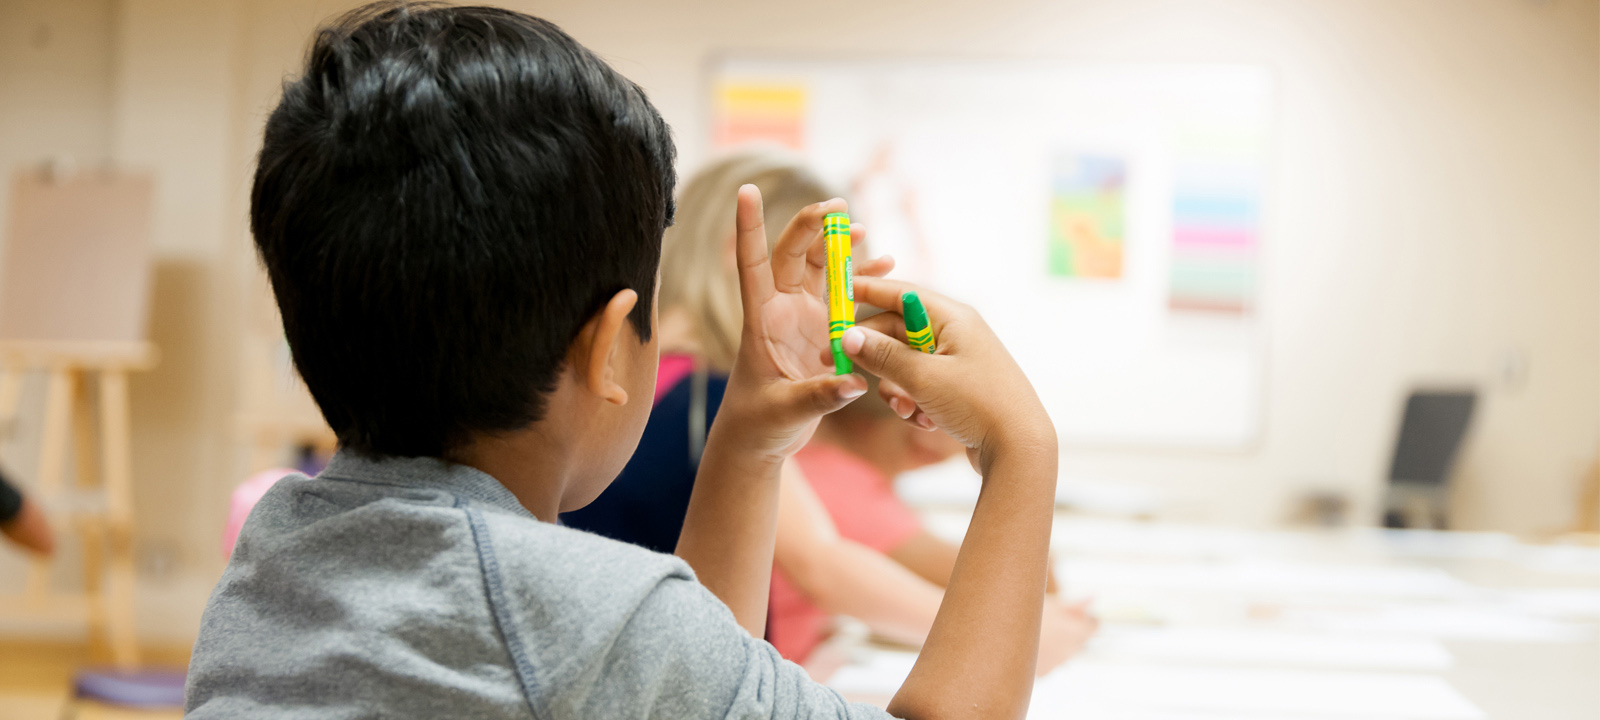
{"left": 0, "top": 641, "right": 189, "bottom": 720}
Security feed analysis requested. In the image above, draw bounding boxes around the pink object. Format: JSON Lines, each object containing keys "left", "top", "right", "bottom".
{"left": 654, "top": 353, "right": 696, "bottom": 404}
{"left": 223, "top": 468, "right": 295, "bottom": 559}
{"left": 768, "top": 443, "right": 922, "bottom": 663}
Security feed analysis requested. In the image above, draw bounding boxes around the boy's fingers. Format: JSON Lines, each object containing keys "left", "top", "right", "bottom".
{"left": 856, "top": 252, "right": 894, "bottom": 279}
{"left": 803, "top": 219, "right": 870, "bottom": 298}
{"left": 734, "top": 185, "right": 776, "bottom": 322}
{"left": 879, "top": 378, "right": 916, "bottom": 419}
{"left": 840, "top": 325, "right": 928, "bottom": 394}
{"left": 783, "top": 372, "right": 868, "bottom": 418}
{"left": 854, "top": 311, "right": 907, "bottom": 342}
{"left": 853, "top": 276, "right": 958, "bottom": 323}
{"left": 773, "top": 198, "right": 844, "bottom": 294}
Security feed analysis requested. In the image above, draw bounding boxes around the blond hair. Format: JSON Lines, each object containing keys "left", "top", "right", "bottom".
{"left": 660, "top": 151, "right": 835, "bottom": 372}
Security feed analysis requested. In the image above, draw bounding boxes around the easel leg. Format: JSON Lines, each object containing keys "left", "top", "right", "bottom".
{"left": 79, "top": 515, "right": 107, "bottom": 661}
{"left": 71, "top": 371, "right": 113, "bottom": 663}
{"left": 0, "top": 365, "right": 22, "bottom": 439}
{"left": 99, "top": 369, "right": 139, "bottom": 669}
{"left": 26, "top": 369, "right": 74, "bottom": 607}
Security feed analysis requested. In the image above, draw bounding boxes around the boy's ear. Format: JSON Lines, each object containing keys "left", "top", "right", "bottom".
{"left": 575, "top": 289, "right": 640, "bottom": 406}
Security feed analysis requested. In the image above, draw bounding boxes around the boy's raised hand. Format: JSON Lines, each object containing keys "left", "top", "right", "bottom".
{"left": 677, "top": 185, "right": 891, "bottom": 637}
{"left": 716, "top": 184, "right": 878, "bottom": 458}
{"left": 844, "top": 278, "right": 1054, "bottom": 469}
{"left": 840, "top": 278, "right": 1060, "bottom": 720}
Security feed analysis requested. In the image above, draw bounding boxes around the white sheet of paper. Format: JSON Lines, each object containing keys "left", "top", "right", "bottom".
{"left": 1058, "top": 558, "right": 1474, "bottom": 600}
{"left": 1287, "top": 603, "right": 1596, "bottom": 643}
{"left": 1028, "top": 662, "right": 1485, "bottom": 720}
{"left": 1513, "top": 545, "right": 1600, "bottom": 577}
{"left": 1089, "top": 626, "right": 1454, "bottom": 671}
{"left": 1505, "top": 588, "right": 1600, "bottom": 620}
{"left": 827, "top": 649, "right": 1481, "bottom": 719}
{"left": 825, "top": 649, "right": 917, "bottom": 696}
{"left": 1350, "top": 529, "right": 1519, "bottom": 561}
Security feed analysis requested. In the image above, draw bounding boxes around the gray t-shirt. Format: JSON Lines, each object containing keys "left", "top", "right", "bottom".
{"left": 186, "top": 450, "right": 893, "bottom": 719}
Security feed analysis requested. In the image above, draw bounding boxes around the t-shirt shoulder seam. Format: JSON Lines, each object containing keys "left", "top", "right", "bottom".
{"left": 462, "top": 500, "right": 545, "bottom": 720}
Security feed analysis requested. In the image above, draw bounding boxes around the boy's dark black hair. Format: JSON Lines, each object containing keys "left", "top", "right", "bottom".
{"left": 251, "top": 2, "right": 675, "bottom": 458}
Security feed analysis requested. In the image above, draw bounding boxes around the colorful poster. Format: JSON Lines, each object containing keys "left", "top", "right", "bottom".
{"left": 1168, "top": 123, "right": 1266, "bottom": 314}
{"left": 712, "top": 81, "right": 808, "bottom": 151}
{"left": 1048, "top": 153, "right": 1127, "bottom": 279}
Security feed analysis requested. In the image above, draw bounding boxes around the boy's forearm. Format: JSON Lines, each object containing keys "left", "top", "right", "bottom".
{"left": 888, "top": 431, "right": 1058, "bottom": 720}
{"left": 675, "top": 418, "right": 784, "bottom": 637}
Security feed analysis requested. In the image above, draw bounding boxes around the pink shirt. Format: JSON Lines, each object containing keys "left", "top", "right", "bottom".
{"left": 767, "top": 443, "right": 923, "bottom": 662}
{"left": 655, "top": 353, "right": 696, "bottom": 404}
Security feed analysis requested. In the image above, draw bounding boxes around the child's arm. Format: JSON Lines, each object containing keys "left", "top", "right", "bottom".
{"left": 892, "top": 531, "right": 1060, "bottom": 594}
{"left": 774, "top": 460, "right": 944, "bottom": 646}
{"left": 675, "top": 186, "right": 868, "bottom": 637}
{"left": 844, "top": 278, "right": 1058, "bottom": 720}
{"left": 888, "top": 531, "right": 961, "bottom": 587}
{"left": 780, "top": 460, "right": 1087, "bottom": 677}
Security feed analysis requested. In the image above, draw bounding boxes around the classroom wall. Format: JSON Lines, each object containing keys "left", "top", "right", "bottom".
{"left": 0, "top": 0, "right": 119, "bottom": 631}
{"left": 0, "top": 0, "right": 115, "bottom": 241}
{"left": 0, "top": 0, "right": 245, "bottom": 640}
{"left": 232, "top": 0, "right": 1600, "bottom": 534}
{"left": 0, "top": 0, "right": 1594, "bottom": 641}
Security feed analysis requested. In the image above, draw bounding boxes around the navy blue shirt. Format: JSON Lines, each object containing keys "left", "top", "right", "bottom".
{"left": 562, "top": 372, "right": 727, "bottom": 554}
{"left": 0, "top": 470, "right": 21, "bottom": 524}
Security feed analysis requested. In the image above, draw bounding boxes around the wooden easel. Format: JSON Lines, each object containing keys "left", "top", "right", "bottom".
{"left": 0, "top": 340, "right": 156, "bottom": 669}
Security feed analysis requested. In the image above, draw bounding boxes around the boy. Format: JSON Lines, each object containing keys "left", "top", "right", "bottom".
{"left": 187, "top": 4, "right": 1060, "bottom": 719}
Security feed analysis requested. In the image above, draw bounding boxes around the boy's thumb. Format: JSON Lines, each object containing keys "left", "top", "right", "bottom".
{"left": 841, "top": 325, "right": 926, "bottom": 392}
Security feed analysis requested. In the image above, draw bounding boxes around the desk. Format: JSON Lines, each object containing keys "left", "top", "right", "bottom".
{"left": 808, "top": 514, "right": 1600, "bottom": 720}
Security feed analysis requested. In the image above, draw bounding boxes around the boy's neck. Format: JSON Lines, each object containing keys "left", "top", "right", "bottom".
{"left": 450, "top": 427, "right": 572, "bottom": 522}
{"left": 451, "top": 432, "right": 569, "bottom": 521}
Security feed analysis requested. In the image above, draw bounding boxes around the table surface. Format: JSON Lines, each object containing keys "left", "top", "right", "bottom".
{"left": 806, "top": 512, "right": 1600, "bottom": 720}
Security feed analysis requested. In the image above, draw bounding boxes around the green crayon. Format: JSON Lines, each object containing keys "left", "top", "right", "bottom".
{"left": 903, "top": 291, "right": 936, "bottom": 354}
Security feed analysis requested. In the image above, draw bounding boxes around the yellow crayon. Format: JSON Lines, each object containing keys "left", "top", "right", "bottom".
{"left": 824, "top": 212, "right": 854, "bottom": 375}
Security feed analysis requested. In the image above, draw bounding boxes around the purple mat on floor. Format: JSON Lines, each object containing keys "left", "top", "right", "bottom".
{"left": 73, "top": 668, "right": 186, "bottom": 708}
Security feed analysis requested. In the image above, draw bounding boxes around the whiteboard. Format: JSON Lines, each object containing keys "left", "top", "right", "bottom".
{"left": 710, "top": 59, "right": 1272, "bottom": 449}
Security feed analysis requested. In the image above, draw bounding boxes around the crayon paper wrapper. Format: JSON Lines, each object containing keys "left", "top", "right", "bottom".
{"left": 825, "top": 217, "right": 854, "bottom": 340}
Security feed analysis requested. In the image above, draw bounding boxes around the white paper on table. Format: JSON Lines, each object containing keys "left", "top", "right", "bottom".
{"left": 1351, "top": 529, "right": 1518, "bottom": 561}
{"left": 1046, "top": 517, "right": 1309, "bottom": 560}
{"left": 1513, "top": 545, "right": 1600, "bottom": 577}
{"left": 1027, "top": 661, "right": 1485, "bottom": 720}
{"left": 1057, "top": 558, "right": 1474, "bottom": 600}
{"left": 825, "top": 649, "right": 917, "bottom": 696}
{"left": 1288, "top": 603, "right": 1596, "bottom": 643}
{"left": 827, "top": 648, "right": 1481, "bottom": 720}
{"left": 1504, "top": 588, "right": 1600, "bottom": 620}
{"left": 1088, "top": 626, "right": 1453, "bottom": 671}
